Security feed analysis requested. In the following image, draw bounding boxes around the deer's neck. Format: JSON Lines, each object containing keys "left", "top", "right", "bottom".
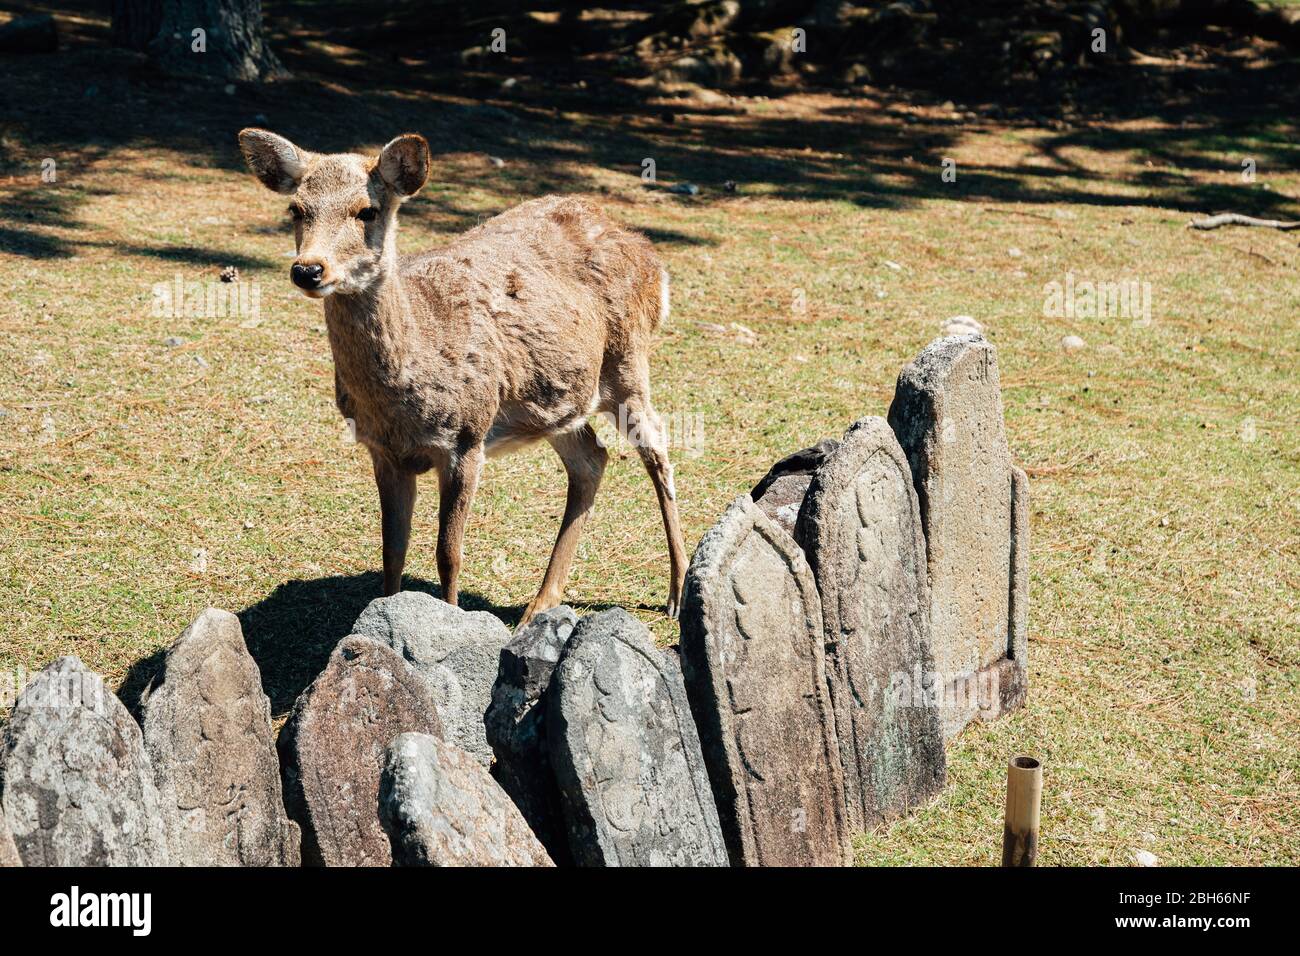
{"left": 322, "top": 257, "right": 417, "bottom": 392}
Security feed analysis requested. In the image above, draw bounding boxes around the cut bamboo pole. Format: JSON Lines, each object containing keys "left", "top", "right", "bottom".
{"left": 1002, "top": 755, "right": 1043, "bottom": 867}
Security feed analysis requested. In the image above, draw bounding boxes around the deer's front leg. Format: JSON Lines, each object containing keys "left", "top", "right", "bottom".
{"left": 435, "top": 444, "right": 484, "bottom": 607}
{"left": 373, "top": 453, "right": 417, "bottom": 597}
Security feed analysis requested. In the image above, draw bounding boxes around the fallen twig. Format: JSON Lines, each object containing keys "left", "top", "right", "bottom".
{"left": 1188, "top": 213, "right": 1300, "bottom": 232}
{"left": 59, "top": 426, "right": 100, "bottom": 448}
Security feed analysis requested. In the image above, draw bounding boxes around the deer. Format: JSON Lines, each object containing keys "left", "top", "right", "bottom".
{"left": 237, "top": 129, "right": 687, "bottom": 626}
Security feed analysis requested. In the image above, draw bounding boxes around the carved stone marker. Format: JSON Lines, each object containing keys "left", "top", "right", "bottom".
{"left": 751, "top": 438, "right": 839, "bottom": 536}
{"left": 141, "top": 608, "right": 301, "bottom": 866}
{"left": 1, "top": 657, "right": 170, "bottom": 866}
{"left": 484, "top": 605, "right": 577, "bottom": 865}
{"left": 278, "top": 636, "right": 444, "bottom": 866}
{"left": 887, "top": 333, "right": 1030, "bottom": 738}
{"left": 680, "top": 496, "right": 851, "bottom": 866}
{"left": 379, "top": 732, "right": 553, "bottom": 867}
{"left": 353, "top": 591, "right": 510, "bottom": 766}
{"left": 795, "top": 417, "right": 946, "bottom": 831}
{"left": 547, "top": 608, "right": 728, "bottom": 867}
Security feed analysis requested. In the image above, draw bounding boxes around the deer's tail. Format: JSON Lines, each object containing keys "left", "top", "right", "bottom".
{"left": 655, "top": 267, "right": 671, "bottom": 331}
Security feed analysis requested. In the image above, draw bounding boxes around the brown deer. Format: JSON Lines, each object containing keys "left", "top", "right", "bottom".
{"left": 237, "top": 129, "right": 686, "bottom": 625}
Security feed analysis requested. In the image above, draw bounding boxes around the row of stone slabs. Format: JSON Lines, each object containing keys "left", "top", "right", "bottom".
{"left": 0, "top": 332, "right": 1028, "bottom": 867}
{"left": 0, "top": 603, "right": 717, "bottom": 866}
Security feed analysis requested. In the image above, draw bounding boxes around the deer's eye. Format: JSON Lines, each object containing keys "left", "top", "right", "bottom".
{"left": 357, "top": 207, "right": 379, "bottom": 223}
{"left": 288, "top": 205, "right": 303, "bottom": 221}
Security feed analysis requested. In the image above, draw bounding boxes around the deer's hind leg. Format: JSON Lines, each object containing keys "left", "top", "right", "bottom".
{"left": 615, "top": 375, "right": 688, "bottom": 619}
{"left": 519, "top": 422, "right": 608, "bottom": 627}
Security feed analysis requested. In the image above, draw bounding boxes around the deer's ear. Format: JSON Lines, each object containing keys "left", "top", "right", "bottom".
{"left": 238, "top": 128, "right": 308, "bottom": 194}
{"left": 378, "top": 134, "right": 430, "bottom": 198}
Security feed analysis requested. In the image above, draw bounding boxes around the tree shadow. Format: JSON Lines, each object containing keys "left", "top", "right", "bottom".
{"left": 114, "top": 243, "right": 277, "bottom": 269}
{"left": 119, "top": 573, "right": 523, "bottom": 719}
{"left": 2, "top": 0, "right": 1296, "bottom": 266}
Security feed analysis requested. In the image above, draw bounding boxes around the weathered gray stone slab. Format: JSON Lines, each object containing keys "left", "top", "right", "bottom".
{"left": 379, "top": 732, "right": 553, "bottom": 867}
{"left": 680, "top": 496, "right": 851, "bottom": 866}
{"left": 794, "top": 417, "right": 946, "bottom": 831}
{"left": 0, "top": 813, "right": 20, "bottom": 867}
{"left": 278, "top": 636, "right": 444, "bottom": 866}
{"left": 483, "top": 605, "right": 576, "bottom": 865}
{"left": 140, "top": 608, "right": 300, "bottom": 866}
{"left": 751, "top": 439, "right": 839, "bottom": 537}
{"left": 547, "top": 608, "right": 728, "bottom": 867}
{"left": 1, "top": 657, "right": 170, "bottom": 866}
{"left": 1011, "top": 464, "right": 1030, "bottom": 681}
{"left": 887, "top": 333, "right": 1029, "bottom": 738}
{"left": 754, "top": 474, "right": 812, "bottom": 537}
{"left": 353, "top": 591, "right": 510, "bottom": 767}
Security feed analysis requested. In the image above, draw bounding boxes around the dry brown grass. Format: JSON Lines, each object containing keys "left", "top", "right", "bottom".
{"left": 0, "top": 4, "right": 1297, "bottom": 865}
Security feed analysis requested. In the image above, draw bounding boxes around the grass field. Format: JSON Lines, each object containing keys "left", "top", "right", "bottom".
{"left": 1, "top": 5, "right": 1297, "bottom": 866}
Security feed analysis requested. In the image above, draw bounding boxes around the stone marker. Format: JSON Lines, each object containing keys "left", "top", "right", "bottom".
{"left": 379, "top": 732, "right": 553, "bottom": 867}
{"left": 0, "top": 814, "right": 20, "bottom": 868}
{"left": 680, "top": 497, "right": 851, "bottom": 866}
{"left": 751, "top": 438, "right": 839, "bottom": 536}
{"left": 794, "top": 417, "right": 946, "bottom": 831}
{"left": 140, "top": 608, "right": 300, "bottom": 866}
{"left": 547, "top": 608, "right": 728, "bottom": 867}
{"left": 887, "top": 333, "right": 1030, "bottom": 738}
{"left": 278, "top": 636, "right": 444, "bottom": 866}
{"left": 1, "top": 657, "right": 170, "bottom": 866}
{"left": 483, "top": 605, "right": 577, "bottom": 865}
{"left": 353, "top": 591, "right": 510, "bottom": 766}
{"left": 753, "top": 473, "right": 811, "bottom": 537}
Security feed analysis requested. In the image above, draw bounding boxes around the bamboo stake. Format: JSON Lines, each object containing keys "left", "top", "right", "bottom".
{"left": 1002, "top": 755, "right": 1043, "bottom": 867}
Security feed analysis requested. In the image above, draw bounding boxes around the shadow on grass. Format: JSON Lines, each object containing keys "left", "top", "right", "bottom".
{"left": 115, "top": 243, "right": 277, "bottom": 270}
{"left": 119, "top": 573, "right": 525, "bottom": 718}
{"left": 4, "top": 0, "right": 1299, "bottom": 263}
{"left": 116, "top": 569, "right": 677, "bottom": 718}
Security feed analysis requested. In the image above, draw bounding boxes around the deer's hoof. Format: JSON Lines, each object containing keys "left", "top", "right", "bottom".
{"left": 516, "top": 600, "right": 541, "bottom": 631}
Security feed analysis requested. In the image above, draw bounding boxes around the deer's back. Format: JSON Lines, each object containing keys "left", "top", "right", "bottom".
{"left": 397, "top": 196, "right": 664, "bottom": 449}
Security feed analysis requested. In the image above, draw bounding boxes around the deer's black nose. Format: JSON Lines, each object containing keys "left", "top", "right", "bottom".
{"left": 291, "top": 263, "right": 324, "bottom": 289}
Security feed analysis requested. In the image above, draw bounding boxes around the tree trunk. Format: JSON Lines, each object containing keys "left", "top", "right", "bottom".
{"left": 113, "top": 0, "right": 286, "bottom": 81}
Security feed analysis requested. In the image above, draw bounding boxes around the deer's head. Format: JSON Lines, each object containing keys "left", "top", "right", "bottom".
{"left": 238, "top": 129, "right": 430, "bottom": 298}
